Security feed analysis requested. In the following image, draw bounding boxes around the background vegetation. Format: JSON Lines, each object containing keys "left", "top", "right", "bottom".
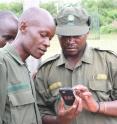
{"left": 81, "top": 0, "right": 117, "bottom": 34}
{"left": 0, "top": 2, "right": 23, "bottom": 16}
{"left": 0, "top": 0, "right": 117, "bottom": 34}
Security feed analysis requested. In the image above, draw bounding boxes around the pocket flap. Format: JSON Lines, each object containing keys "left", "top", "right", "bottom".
{"left": 8, "top": 90, "right": 35, "bottom": 106}
{"left": 89, "top": 80, "right": 112, "bottom": 92}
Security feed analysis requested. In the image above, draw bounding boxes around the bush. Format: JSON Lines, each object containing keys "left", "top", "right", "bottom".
{"left": 0, "top": 2, "right": 23, "bottom": 16}
{"left": 100, "top": 25, "right": 117, "bottom": 34}
{"left": 40, "top": 2, "right": 57, "bottom": 16}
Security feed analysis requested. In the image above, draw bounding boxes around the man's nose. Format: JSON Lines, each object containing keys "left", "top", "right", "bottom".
{"left": 44, "top": 37, "right": 50, "bottom": 47}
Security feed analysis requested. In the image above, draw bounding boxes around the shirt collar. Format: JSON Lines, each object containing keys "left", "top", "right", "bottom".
{"left": 81, "top": 45, "right": 93, "bottom": 64}
{"left": 56, "top": 45, "right": 93, "bottom": 67}
{"left": 56, "top": 52, "right": 66, "bottom": 66}
{"left": 3, "top": 44, "right": 24, "bottom": 65}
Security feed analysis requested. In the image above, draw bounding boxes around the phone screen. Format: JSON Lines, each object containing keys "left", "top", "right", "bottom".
{"left": 59, "top": 88, "right": 75, "bottom": 106}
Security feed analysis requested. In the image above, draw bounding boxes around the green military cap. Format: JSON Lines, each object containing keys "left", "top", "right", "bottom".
{"left": 55, "top": 7, "right": 90, "bottom": 36}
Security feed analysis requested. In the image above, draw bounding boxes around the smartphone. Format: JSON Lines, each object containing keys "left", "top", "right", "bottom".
{"left": 59, "top": 87, "right": 75, "bottom": 106}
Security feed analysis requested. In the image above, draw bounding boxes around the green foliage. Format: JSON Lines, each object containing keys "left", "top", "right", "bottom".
{"left": 100, "top": 25, "right": 117, "bottom": 34}
{"left": 7, "top": 2, "right": 23, "bottom": 16}
{"left": 0, "top": 1, "right": 58, "bottom": 17}
{"left": 81, "top": 0, "right": 117, "bottom": 34}
{"left": 81, "top": 0, "right": 97, "bottom": 12}
{"left": 40, "top": 2, "right": 57, "bottom": 16}
{"left": 0, "top": 0, "right": 116, "bottom": 34}
{"left": 0, "top": 2, "right": 23, "bottom": 16}
{"left": 98, "top": 0, "right": 117, "bottom": 9}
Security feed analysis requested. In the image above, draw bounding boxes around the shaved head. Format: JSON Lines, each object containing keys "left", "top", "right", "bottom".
{"left": 12, "top": 7, "right": 56, "bottom": 61}
{"left": 0, "top": 11, "right": 18, "bottom": 47}
{"left": 0, "top": 10, "right": 18, "bottom": 20}
{"left": 0, "top": 11, "right": 18, "bottom": 34}
{"left": 19, "top": 7, "right": 55, "bottom": 28}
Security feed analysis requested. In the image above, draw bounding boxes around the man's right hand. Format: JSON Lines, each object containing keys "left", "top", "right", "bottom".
{"left": 56, "top": 95, "right": 82, "bottom": 124}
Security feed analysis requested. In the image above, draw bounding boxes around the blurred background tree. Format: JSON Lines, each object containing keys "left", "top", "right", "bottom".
{"left": 40, "top": 1, "right": 57, "bottom": 16}
{"left": 81, "top": 0, "right": 117, "bottom": 34}
{"left": 0, "top": 0, "right": 116, "bottom": 34}
{"left": 0, "top": 2, "right": 23, "bottom": 16}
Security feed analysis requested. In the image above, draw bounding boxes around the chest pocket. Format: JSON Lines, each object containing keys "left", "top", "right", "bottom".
{"left": 7, "top": 84, "right": 37, "bottom": 124}
{"left": 88, "top": 80, "right": 112, "bottom": 101}
{"left": 8, "top": 83, "right": 35, "bottom": 106}
{"left": 8, "top": 90, "right": 35, "bottom": 106}
{"left": 89, "top": 80, "right": 112, "bottom": 92}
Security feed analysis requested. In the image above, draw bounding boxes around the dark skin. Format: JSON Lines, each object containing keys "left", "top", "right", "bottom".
{"left": 11, "top": 7, "right": 56, "bottom": 62}
{"left": 42, "top": 34, "right": 88, "bottom": 124}
{"left": 42, "top": 33, "right": 117, "bottom": 124}
{"left": 73, "top": 85, "right": 117, "bottom": 116}
{"left": 12, "top": 8, "right": 56, "bottom": 122}
{"left": 0, "top": 11, "right": 18, "bottom": 47}
{"left": 0, "top": 8, "right": 56, "bottom": 123}
{"left": 58, "top": 34, "right": 88, "bottom": 68}
{"left": 59, "top": 33, "right": 117, "bottom": 116}
{"left": 42, "top": 95, "right": 82, "bottom": 124}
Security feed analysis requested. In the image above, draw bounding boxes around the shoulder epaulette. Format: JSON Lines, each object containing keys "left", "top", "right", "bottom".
{"left": 94, "top": 47, "right": 117, "bottom": 56}
{"left": 38, "top": 54, "right": 60, "bottom": 68}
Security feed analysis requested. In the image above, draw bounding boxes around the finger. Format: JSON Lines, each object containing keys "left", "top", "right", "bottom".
{"left": 73, "top": 85, "right": 89, "bottom": 95}
{"left": 82, "top": 91, "right": 92, "bottom": 96}
{"left": 75, "top": 98, "right": 82, "bottom": 115}
{"left": 73, "top": 84, "right": 88, "bottom": 91}
{"left": 74, "top": 93, "right": 82, "bottom": 113}
{"left": 57, "top": 98, "right": 65, "bottom": 116}
{"left": 73, "top": 84, "right": 85, "bottom": 89}
{"left": 82, "top": 91, "right": 92, "bottom": 100}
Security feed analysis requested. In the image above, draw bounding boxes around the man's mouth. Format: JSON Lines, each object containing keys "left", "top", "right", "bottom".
{"left": 39, "top": 48, "right": 47, "bottom": 52}
{"left": 65, "top": 46, "right": 77, "bottom": 50}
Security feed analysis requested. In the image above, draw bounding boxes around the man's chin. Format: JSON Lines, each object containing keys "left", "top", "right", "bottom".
{"left": 31, "top": 54, "right": 42, "bottom": 59}
{"left": 64, "top": 51, "right": 78, "bottom": 56}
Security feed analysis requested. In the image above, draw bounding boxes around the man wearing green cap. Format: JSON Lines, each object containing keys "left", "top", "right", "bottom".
{"left": 34, "top": 7, "right": 117, "bottom": 124}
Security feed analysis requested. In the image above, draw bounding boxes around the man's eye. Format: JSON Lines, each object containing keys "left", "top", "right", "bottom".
{"left": 40, "top": 32, "right": 52, "bottom": 40}
{"left": 40, "top": 33, "right": 47, "bottom": 37}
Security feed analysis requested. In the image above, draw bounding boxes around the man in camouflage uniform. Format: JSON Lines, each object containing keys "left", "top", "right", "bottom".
{"left": 35, "top": 7, "right": 117, "bottom": 124}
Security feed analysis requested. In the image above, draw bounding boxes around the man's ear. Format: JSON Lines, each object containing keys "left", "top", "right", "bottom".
{"left": 19, "top": 21, "right": 28, "bottom": 33}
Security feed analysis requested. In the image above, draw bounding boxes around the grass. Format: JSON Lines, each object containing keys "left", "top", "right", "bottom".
{"left": 42, "top": 33, "right": 117, "bottom": 60}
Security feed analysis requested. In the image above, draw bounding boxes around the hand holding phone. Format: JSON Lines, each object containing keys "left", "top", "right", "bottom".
{"left": 59, "top": 87, "right": 75, "bottom": 106}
